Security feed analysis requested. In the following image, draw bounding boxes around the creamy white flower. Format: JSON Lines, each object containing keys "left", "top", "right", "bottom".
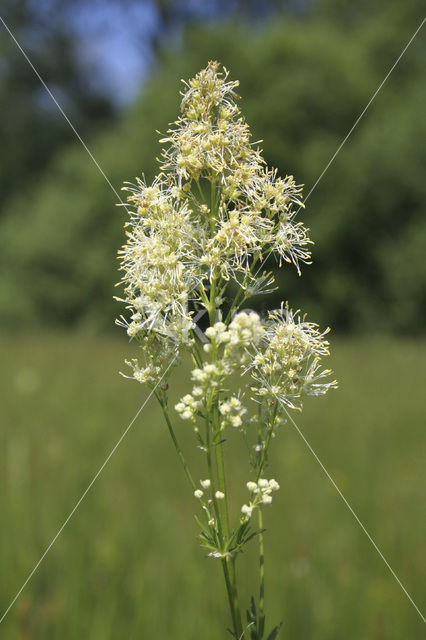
{"left": 248, "top": 304, "right": 337, "bottom": 409}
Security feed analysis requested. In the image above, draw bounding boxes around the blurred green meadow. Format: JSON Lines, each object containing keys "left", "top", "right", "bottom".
{"left": 1, "top": 332, "right": 425, "bottom": 638}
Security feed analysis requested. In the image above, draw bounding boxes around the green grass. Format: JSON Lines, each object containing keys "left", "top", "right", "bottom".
{"left": 1, "top": 332, "right": 425, "bottom": 638}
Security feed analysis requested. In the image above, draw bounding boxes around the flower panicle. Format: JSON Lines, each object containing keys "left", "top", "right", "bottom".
{"left": 116, "top": 61, "right": 337, "bottom": 640}
{"left": 116, "top": 60, "right": 335, "bottom": 404}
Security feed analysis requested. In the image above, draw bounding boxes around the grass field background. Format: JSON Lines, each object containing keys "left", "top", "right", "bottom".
{"left": 1, "top": 333, "right": 425, "bottom": 638}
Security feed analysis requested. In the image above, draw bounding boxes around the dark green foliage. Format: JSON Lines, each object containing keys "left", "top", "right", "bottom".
{"left": 0, "top": 0, "right": 116, "bottom": 207}
{"left": 1, "top": 1, "right": 424, "bottom": 332}
{"left": 196, "top": 515, "right": 264, "bottom": 557}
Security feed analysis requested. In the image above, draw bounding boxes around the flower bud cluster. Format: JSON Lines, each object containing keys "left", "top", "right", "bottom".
{"left": 175, "top": 393, "right": 202, "bottom": 422}
{"left": 191, "top": 362, "right": 225, "bottom": 388}
{"left": 241, "top": 478, "right": 280, "bottom": 521}
{"left": 203, "top": 321, "right": 229, "bottom": 353}
{"left": 193, "top": 478, "right": 213, "bottom": 500}
{"left": 193, "top": 483, "right": 225, "bottom": 502}
{"left": 227, "top": 311, "right": 265, "bottom": 349}
{"left": 219, "top": 395, "right": 247, "bottom": 430}
{"left": 175, "top": 361, "right": 230, "bottom": 423}
{"left": 221, "top": 311, "right": 265, "bottom": 368}
{"left": 204, "top": 313, "right": 264, "bottom": 359}
{"left": 204, "top": 321, "right": 229, "bottom": 343}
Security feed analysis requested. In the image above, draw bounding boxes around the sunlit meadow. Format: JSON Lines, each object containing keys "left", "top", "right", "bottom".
{"left": 1, "top": 333, "right": 425, "bottom": 637}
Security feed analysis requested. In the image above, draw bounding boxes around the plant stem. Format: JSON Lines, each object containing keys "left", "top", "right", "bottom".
{"left": 222, "top": 558, "right": 240, "bottom": 638}
{"left": 156, "top": 370, "right": 238, "bottom": 640}
{"left": 215, "top": 419, "right": 244, "bottom": 639}
{"left": 258, "top": 508, "right": 265, "bottom": 638}
{"left": 205, "top": 412, "right": 223, "bottom": 539}
{"left": 228, "top": 557, "right": 244, "bottom": 639}
{"left": 256, "top": 403, "right": 279, "bottom": 482}
{"left": 156, "top": 392, "right": 197, "bottom": 492}
{"left": 206, "top": 178, "right": 244, "bottom": 639}
{"left": 215, "top": 431, "right": 230, "bottom": 535}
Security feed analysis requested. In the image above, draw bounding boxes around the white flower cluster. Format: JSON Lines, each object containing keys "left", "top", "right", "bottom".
{"left": 191, "top": 362, "right": 225, "bottom": 389}
{"left": 175, "top": 312, "right": 266, "bottom": 426}
{"left": 175, "top": 393, "right": 202, "bottom": 422}
{"left": 219, "top": 395, "right": 247, "bottom": 429}
{"left": 159, "top": 61, "right": 311, "bottom": 284}
{"left": 117, "top": 63, "right": 319, "bottom": 387}
{"left": 226, "top": 311, "right": 265, "bottom": 351}
{"left": 204, "top": 312, "right": 264, "bottom": 358}
{"left": 122, "top": 358, "right": 160, "bottom": 386}
{"left": 241, "top": 478, "right": 280, "bottom": 520}
{"left": 174, "top": 304, "right": 336, "bottom": 424}
{"left": 249, "top": 305, "right": 338, "bottom": 409}
{"left": 117, "top": 174, "right": 203, "bottom": 345}
{"left": 160, "top": 61, "right": 258, "bottom": 182}
{"left": 214, "top": 166, "right": 311, "bottom": 276}
{"left": 203, "top": 321, "right": 229, "bottom": 353}
{"left": 120, "top": 333, "right": 178, "bottom": 387}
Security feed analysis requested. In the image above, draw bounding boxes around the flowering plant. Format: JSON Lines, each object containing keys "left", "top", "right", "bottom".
{"left": 117, "top": 61, "right": 337, "bottom": 639}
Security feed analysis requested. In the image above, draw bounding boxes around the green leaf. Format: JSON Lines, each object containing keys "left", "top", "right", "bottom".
{"left": 246, "top": 596, "right": 259, "bottom": 639}
{"left": 266, "top": 622, "right": 282, "bottom": 640}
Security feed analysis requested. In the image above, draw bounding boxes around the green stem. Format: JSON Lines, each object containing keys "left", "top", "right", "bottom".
{"left": 258, "top": 508, "right": 265, "bottom": 638}
{"left": 215, "top": 432, "right": 230, "bottom": 535}
{"left": 208, "top": 274, "right": 217, "bottom": 326}
{"left": 210, "top": 177, "right": 217, "bottom": 224}
{"left": 156, "top": 392, "right": 196, "bottom": 492}
{"left": 256, "top": 403, "right": 279, "bottom": 482}
{"left": 213, "top": 400, "right": 244, "bottom": 639}
{"left": 205, "top": 412, "right": 223, "bottom": 540}
{"left": 254, "top": 403, "right": 280, "bottom": 639}
{"left": 209, "top": 299, "right": 244, "bottom": 638}
{"left": 195, "top": 179, "right": 207, "bottom": 205}
{"left": 192, "top": 338, "right": 204, "bottom": 367}
{"left": 222, "top": 558, "right": 240, "bottom": 638}
{"left": 228, "top": 557, "right": 244, "bottom": 639}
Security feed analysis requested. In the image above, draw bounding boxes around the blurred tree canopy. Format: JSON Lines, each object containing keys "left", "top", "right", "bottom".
{"left": 0, "top": 0, "right": 117, "bottom": 207}
{"left": 0, "top": 0, "right": 425, "bottom": 333}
